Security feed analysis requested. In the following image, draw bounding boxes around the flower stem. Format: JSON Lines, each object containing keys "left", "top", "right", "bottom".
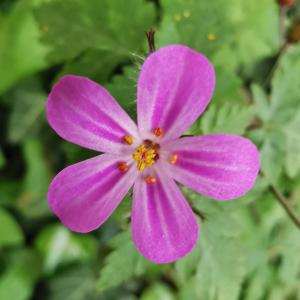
{"left": 269, "top": 184, "right": 300, "bottom": 229}
{"left": 145, "top": 28, "right": 156, "bottom": 54}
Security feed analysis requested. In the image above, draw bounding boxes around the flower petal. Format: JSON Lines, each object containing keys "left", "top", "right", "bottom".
{"left": 163, "top": 135, "right": 260, "bottom": 201}
{"left": 48, "top": 154, "right": 138, "bottom": 233}
{"left": 137, "top": 45, "right": 215, "bottom": 140}
{"left": 47, "top": 75, "right": 141, "bottom": 154}
{"left": 131, "top": 167, "right": 198, "bottom": 263}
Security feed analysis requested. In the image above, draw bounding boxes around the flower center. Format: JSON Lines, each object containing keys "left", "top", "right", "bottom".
{"left": 132, "top": 140, "right": 160, "bottom": 171}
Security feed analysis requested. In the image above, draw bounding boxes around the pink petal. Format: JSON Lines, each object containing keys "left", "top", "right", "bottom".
{"left": 137, "top": 45, "right": 215, "bottom": 140}
{"left": 48, "top": 154, "right": 138, "bottom": 233}
{"left": 131, "top": 167, "right": 198, "bottom": 264}
{"left": 47, "top": 75, "right": 141, "bottom": 154}
{"left": 162, "top": 135, "right": 260, "bottom": 201}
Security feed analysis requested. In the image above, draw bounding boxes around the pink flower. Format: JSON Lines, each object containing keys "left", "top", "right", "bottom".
{"left": 47, "top": 45, "right": 260, "bottom": 263}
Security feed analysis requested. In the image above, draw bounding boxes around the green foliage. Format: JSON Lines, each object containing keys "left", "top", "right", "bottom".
{"left": 0, "top": 208, "right": 24, "bottom": 247}
{"left": 1, "top": 0, "right": 300, "bottom": 299}
{"left": 35, "top": 224, "right": 97, "bottom": 275}
{"left": 34, "top": 0, "right": 155, "bottom": 63}
{"left": 0, "top": 249, "right": 42, "bottom": 300}
{"left": 252, "top": 45, "right": 300, "bottom": 182}
{"left": 0, "top": 0, "right": 48, "bottom": 94}
{"left": 97, "top": 231, "right": 152, "bottom": 292}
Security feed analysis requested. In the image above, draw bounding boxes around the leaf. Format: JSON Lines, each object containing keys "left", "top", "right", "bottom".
{"left": 188, "top": 103, "right": 253, "bottom": 136}
{"left": 0, "top": 0, "right": 48, "bottom": 94}
{"left": 271, "top": 45, "right": 300, "bottom": 123}
{"left": 0, "top": 249, "right": 42, "bottom": 300}
{"left": 105, "top": 65, "right": 138, "bottom": 116}
{"left": 186, "top": 193, "right": 247, "bottom": 300}
{"left": 17, "top": 139, "right": 51, "bottom": 217}
{"left": 140, "top": 283, "right": 176, "bottom": 300}
{"left": 284, "top": 112, "right": 300, "bottom": 177}
{"left": 158, "top": 0, "right": 279, "bottom": 70}
{"left": 58, "top": 49, "right": 125, "bottom": 84}
{"left": 97, "top": 231, "right": 151, "bottom": 292}
{"left": 44, "top": 265, "right": 98, "bottom": 300}
{"left": 34, "top": 0, "right": 155, "bottom": 63}
{"left": 0, "top": 208, "right": 24, "bottom": 247}
{"left": 7, "top": 78, "right": 46, "bottom": 143}
{"left": 35, "top": 224, "right": 97, "bottom": 275}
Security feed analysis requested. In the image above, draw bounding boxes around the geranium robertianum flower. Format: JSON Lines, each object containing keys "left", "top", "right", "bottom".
{"left": 47, "top": 45, "right": 260, "bottom": 264}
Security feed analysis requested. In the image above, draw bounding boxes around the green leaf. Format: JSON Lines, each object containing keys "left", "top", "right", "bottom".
{"left": 34, "top": 0, "right": 155, "bottom": 63}
{"left": 0, "top": 208, "right": 24, "bottom": 247}
{"left": 0, "top": 0, "right": 48, "bottom": 94}
{"left": 186, "top": 193, "right": 246, "bottom": 300}
{"left": 105, "top": 65, "right": 138, "bottom": 116}
{"left": 58, "top": 49, "right": 125, "bottom": 84}
{"left": 284, "top": 112, "right": 300, "bottom": 177}
{"left": 35, "top": 224, "right": 97, "bottom": 275}
{"left": 7, "top": 78, "right": 46, "bottom": 143}
{"left": 0, "top": 249, "right": 42, "bottom": 300}
{"left": 158, "top": 0, "right": 279, "bottom": 70}
{"left": 188, "top": 103, "right": 253, "bottom": 136}
{"left": 140, "top": 283, "right": 176, "bottom": 300}
{"left": 18, "top": 139, "right": 51, "bottom": 217}
{"left": 271, "top": 45, "right": 300, "bottom": 123}
{"left": 97, "top": 231, "right": 151, "bottom": 292}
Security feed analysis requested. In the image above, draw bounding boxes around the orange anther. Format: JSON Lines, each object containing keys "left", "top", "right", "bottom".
{"left": 170, "top": 154, "right": 178, "bottom": 165}
{"left": 122, "top": 135, "right": 133, "bottom": 145}
{"left": 118, "top": 162, "right": 129, "bottom": 173}
{"left": 144, "top": 176, "right": 157, "bottom": 184}
{"left": 153, "top": 127, "right": 164, "bottom": 138}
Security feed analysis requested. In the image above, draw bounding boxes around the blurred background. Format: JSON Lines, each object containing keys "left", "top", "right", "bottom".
{"left": 1, "top": 0, "right": 300, "bottom": 299}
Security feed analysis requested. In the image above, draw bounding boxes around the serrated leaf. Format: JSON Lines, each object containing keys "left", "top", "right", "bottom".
{"left": 97, "top": 231, "right": 151, "bottom": 292}
{"left": 34, "top": 0, "right": 155, "bottom": 63}
{"left": 158, "top": 0, "right": 279, "bottom": 70}
{"left": 35, "top": 224, "right": 97, "bottom": 275}
{"left": 186, "top": 193, "right": 246, "bottom": 300}
{"left": 105, "top": 65, "right": 138, "bottom": 116}
{"left": 0, "top": 208, "right": 24, "bottom": 247}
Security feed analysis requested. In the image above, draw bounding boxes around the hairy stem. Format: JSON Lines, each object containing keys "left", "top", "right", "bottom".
{"left": 269, "top": 184, "right": 300, "bottom": 229}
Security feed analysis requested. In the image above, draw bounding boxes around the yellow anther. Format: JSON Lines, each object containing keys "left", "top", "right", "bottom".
{"left": 207, "top": 33, "right": 216, "bottom": 41}
{"left": 138, "top": 161, "right": 146, "bottom": 171}
{"left": 170, "top": 154, "right": 178, "bottom": 165}
{"left": 153, "top": 127, "right": 164, "bottom": 138}
{"left": 132, "top": 141, "right": 160, "bottom": 171}
{"left": 118, "top": 162, "right": 129, "bottom": 173}
{"left": 123, "top": 135, "right": 134, "bottom": 145}
{"left": 174, "top": 14, "right": 182, "bottom": 22}
{"left": 145, "top": 176, "right": 157, "bottom": 184}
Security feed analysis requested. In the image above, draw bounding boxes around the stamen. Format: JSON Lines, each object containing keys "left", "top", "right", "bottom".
{"left": 145, "top": 176, "right": 157, "bottom": 184}
{"left": 118, "top": 161, "right": 129, "bottom": 173}
{"left": 132, "top": 141, "right": 160, "bottom": 171}
{"left": 170, "top": 154, "right": 178, "bottom": 165}
{"left": 122, "top": 135, "right": 133, "bottom": 145}
{"left": 153, "top": 127, "right": 164, "bottom": 138}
